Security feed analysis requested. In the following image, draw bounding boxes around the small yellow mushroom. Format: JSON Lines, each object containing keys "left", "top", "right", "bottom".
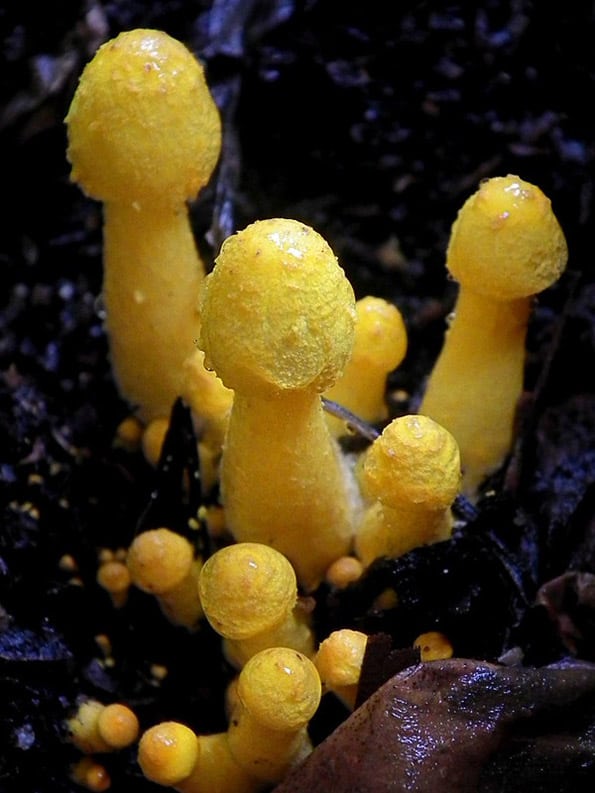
{"left": 65, "top": 29, "right": 222, "bottom": 423}
{"left": 227, "top": 647, "right": 322, "bottom": 784}
{"left": 137, "top": 722, "right": 199, "bottom": 788}
{"left": 325, "top": 555, "right": 364, "bottom": 589}
{"left": 314, "top": 628, "right": 368, "bottom": 709}
{"left": 127, "top": 528, "right": 203, "bottom": 629}
{"left": 68, "top": 700, "right": 139, "bottom": 754}
{"left": 138, "top": 724, "right": 261, "bottom": 793}
{"left": 198, "top": 542, "right": 314, "bottom": 668}
{"left": 413, "top": 630, "right": 454, "bottom": 661}
{"left": 355, "top": 414, "right": 461, "bottom": 567}
{"left": 70, "top": 757, "right": 111, "bottom": 792}
{"left": 419, "top": 174, "right": 568, "bottom": 497}
{"left": 325, "top": 295, "right": 407, "bottom": 435}
{"left": 96, "top": 557, "right": 131, "bottom": 609}
{"left": 199, "top": 217, "right": 358, "bottom": 590}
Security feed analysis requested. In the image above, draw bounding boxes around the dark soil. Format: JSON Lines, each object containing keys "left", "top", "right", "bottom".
{"left": 1, "top": 2, "right": 594, "bottom": 791}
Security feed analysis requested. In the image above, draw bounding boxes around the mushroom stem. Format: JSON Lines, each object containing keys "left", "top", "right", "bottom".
{"left": 103, "top": 202, "right": 204, "bottom": 422}
{"left": 221, "top": 390, "right": 354, "bottom": 590}
{"left": 419, "top": 288, "right": 531, "bottom": 495}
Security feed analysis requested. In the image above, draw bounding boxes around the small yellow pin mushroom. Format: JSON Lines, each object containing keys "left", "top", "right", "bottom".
{"left": 138, "top": 723, "right": 261, "bottom": 793}
{"left": 413, "top": 630, "right": 454, "bottom": 661}
{"left": 70, "top": 757, "right": 111, "bottom": 792}
{"left": 199, "top": 218, "right": 358, "bottom": 590}
{"left": 314, "top": 628, "right": 368, "bottom": 709}
{"left": 227, "top": 647, "right": 322, "bottom": 784}
{"left": 138, "top": 722, "right": 199, "bottom": 788}
{"left": 127, "top": 528, "right": 203, "bottom": 629}
{"left": 355, "top": 414, "right": 461, "bottom": 567}
{"left": 96, "top": 555, "right": 131, "bottom": 608}
{"left": 198, "top": 542, "right": 314, "bottom": 668}
{"left": 419, "top": 175, "right": 568, "bottom": 497}
{"left": 65, "top": 29, "right": 222, "bottom": 423}
{"left": 325, "top": 295, "right": 407, "bottom": 435}
{"left": 68, "top": 699, "right": 139, "bottom": 754}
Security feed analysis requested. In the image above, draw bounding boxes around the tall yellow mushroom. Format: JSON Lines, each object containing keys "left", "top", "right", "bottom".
{"left": 65, "top": 29, "right": 222, "bottom": 423}
{"left": 199, "top": 218, "right": 358, "bottom": 590}
{"left": 419, "top": 175, "right": 567, "bottom": 497}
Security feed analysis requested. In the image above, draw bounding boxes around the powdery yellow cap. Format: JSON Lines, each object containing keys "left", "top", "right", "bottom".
{"left": 199, "top": 218, "right": 356, "bottom": 394}
{"left": 138, "top": 722, "right": 198, "bottom": 786}
{"left": 315, "top": 629, "right": 367, "bottom": 688}
{"left": 66, "top": 29, "right": 221, "bottom": 206}
{"left": 97, "top": 703, "right": 139, "bottom": 749}
{"left": 198, "top": 543, "right": 297, "bottom": 640}
{"left": 362, "top": 414, "right": 461, "bottom": 510}
{"left": 447, "top": 174, "right": 568, "bottom": 300}
{"left": 351, "top": 296, "right": 407, "bottom": 370}
{"left": 237, "top": 647, "right": 321, "bottom": 731}
{"left": 127, "top": 528, "right": 194, "bottom": 594}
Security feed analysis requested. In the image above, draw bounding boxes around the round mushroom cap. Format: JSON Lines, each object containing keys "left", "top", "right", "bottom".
{"left": 198, "top": 542, "right": 297, "bottom": 641}
{"left": 65, "top": 29, "right": 221, "bottom": 206}
{"left": 127, "top": 528, "right": 194, "bottom": 595}
{"left": 138, "top": 722, "right": 198, "bottom": 786}
{"left": 351, "top": 296, "right": 408, "bottom": 370}
{"left": 362, "top": 414, "right": 461, "bottom": 510}
{"left": 237, "top": 647, "right": 321, "bottom": 731}
{"left": 446, "top": 174, "right": 568, "bottom": 300}
{"left": 199, "top": 218, "right": 356, "bottom": 394}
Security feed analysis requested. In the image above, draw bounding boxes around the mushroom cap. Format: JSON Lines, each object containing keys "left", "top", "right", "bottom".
{"left": 362, "top": 414, "right": 461, "bottom": 510}
{"left": 446, "top": 174, "right": 568, "bottom": 300}
{"left": 237, "top": 647, "right": 321, "bottom": 731}
{"left": 199, "top": 218, "right": 356, "bottom": 394}
{"left": 97, "top": 704, "right": 139, "bottom": 749}
{"left": 65, "top": 29, "right": 221, "bottom": 206}
{"left": 198, "top": 542, "right": 297, "bottom": 641}
{"left": 127, "top": 528, "right": 194, "bottom": 595}
{"left": 138, "top": 722, "right": 198, "bottom": 786}
{"left": 351, "top": 296, "right": 408, "bottom": 370}
{"left": 315, "top": 629, "right": 368, "bottom": 688}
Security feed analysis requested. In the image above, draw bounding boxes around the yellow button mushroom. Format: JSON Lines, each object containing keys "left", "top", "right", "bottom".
{"left": 65, "top": 29, "right": 222, "bottom": 424}
{"left": 325, "top": 295, "right": 408, "bottom": 436}
{"left": 198, "top": 542, "right": 315, "bottom": 668}
{"left": 419, "top": 175, "right": 568, "bottom": 498}
{"left": 355, "top": 414, "right": 461, "bottom": 567}
{"left": 199, "top": 218, "right": 358, "bottom": 590}
{"left": 67, "top": 699, "right": 139, "bottom": 754}
{"left": 226, "top": 647, "right": 322, "bottom": 784}
{"left": 314, "top": 628, "right": 368, "bottom": 709}
{"left": 138, "top": 723, "right": 261, "bottom": 793}
{"left": 126, "top": 528, "right": 203, "bottom": 630}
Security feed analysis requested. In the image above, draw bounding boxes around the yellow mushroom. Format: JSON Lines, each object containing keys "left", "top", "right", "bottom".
{"left": 96, "top": 556, "right": 131, "bottom": 609}
{"left": 413, "top": 630, "right": 454, "bottom": 661}
{"left": 65, "top": 29, "right": 222, "bottom": 424}
{"left": 126, "top": 528, "right": 203, "bottom": 630}
{"left": 314, "top": 628, "right": 368, "bottom": 709}
{"left": 354, "top": 414, "right": 461, "bottom": 567}
{"left": 137, "top": 721, "right": 199, "bottom": 788}
{"left": 325, "top": 295, "right": 407, "bottom": 435}
{"left": 138, "top": 723, "right": 261, "bottom": 793}
{"left": 67, "top": 699, "right": 139, "bottom": 754}
{"left": 419, "top": 174, "right": 568, "bottom": 497}
{"left": 198, "top": 542, "right": 315, "bottom": 668}
{"left": 227, "top": 647, "right": 322, "bottom": 784}
{"left": 199, "top": 217, "right": 358, "bottom": 590}
{"left": 70, "top": 757, "right": 111, "bottom": 792}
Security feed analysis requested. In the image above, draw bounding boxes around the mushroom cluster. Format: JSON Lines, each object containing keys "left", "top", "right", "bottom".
{"left": 63, "top": 27, "right": 570, "bottom": 793}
